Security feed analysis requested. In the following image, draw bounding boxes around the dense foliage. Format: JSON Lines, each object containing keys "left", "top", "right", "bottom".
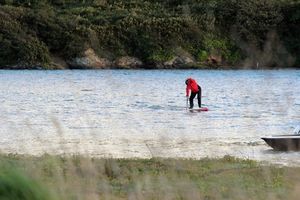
{"left": 0, "top": 0, "right": 299, "bottom": 69}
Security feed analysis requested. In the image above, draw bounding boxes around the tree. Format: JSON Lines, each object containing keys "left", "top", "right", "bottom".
{"left": 235, "top": 0, "right": 282, "bottom": 48}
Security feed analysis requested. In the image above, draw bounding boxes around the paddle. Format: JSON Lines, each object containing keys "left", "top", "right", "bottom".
{"left": 186, "top": 96, "right": 189, "bottom": 110}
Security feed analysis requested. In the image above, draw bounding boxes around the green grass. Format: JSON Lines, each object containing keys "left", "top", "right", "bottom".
{"left": 0, "top": 154, "right": 299, "bottom": 199}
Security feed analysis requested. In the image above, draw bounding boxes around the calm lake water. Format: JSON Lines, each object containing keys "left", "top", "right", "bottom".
{"left": 0, "top": 70, "right": 299, "bottom": 165}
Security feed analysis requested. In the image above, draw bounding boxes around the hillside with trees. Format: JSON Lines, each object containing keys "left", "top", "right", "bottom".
{"left": 0, "top": 0, "right": 299, "bottom": 69}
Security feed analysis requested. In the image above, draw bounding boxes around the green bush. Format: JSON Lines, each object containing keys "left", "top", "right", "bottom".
{"left": 197, "top": 50, "right": 208, "bottom": 62}
{"left": 17, "top": 37, "right": 50, "bottom": 65}
{"left": 0, "top": 169, "right": 53, "bottom": 200}
{"left": 148, "top": 48, "right": 174, "bottom": 62}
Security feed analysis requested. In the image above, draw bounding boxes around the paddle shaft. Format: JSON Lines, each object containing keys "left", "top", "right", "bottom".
{"left": 186, "top": 97, "right": 189, "bottom": 110}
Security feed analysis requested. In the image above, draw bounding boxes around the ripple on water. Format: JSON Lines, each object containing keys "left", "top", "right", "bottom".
{"left": 81, "top": 89, "right": 93, "bottom": 92}
{"left": 147, "top": 105, "right": 164, "bottom": 110}
{"left": 0, "top": 70, "right": 300, "bottom": 166}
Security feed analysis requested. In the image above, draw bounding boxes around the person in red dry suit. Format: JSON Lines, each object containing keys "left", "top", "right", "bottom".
{"left": 185, "top": 78, "right": 202, "bottom": 109}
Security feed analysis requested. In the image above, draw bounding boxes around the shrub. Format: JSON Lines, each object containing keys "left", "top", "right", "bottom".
{"left": 0, "top": 169, "right": 53, "bottom": 200}
{"left": 197, "top": 50, "right": 208, "bottom": 62}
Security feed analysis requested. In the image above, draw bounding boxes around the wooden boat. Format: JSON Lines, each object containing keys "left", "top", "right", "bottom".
{"left": 261, "top": 135, "right": 300, "bottom": 151}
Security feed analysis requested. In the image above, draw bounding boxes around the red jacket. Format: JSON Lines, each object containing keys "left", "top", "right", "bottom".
{"left": 186, "top": 78, "right": 199, "bottom": 96}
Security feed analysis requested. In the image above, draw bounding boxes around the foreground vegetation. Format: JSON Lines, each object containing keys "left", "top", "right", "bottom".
{"left": 0, "top": 0, "right": 299, "bottom": 69}
{"left": 1, "top": 154, "right": 300, "bottom": 199}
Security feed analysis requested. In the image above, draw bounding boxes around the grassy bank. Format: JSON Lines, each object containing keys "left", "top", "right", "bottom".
{"left": 1, "top": 154, "right": 300, "bottom": 199}
{"left": 0, "top": 0, "right": 299, "bottom": 69}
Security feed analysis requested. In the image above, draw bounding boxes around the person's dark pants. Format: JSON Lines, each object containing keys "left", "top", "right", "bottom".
{"left": 189, "top": 85, "right": 202, "bottom": 108}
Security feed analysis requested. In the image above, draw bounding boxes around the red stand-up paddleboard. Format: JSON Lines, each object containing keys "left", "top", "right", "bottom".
{"left": 189, "top": 107, "right": 209, "bottom": 112}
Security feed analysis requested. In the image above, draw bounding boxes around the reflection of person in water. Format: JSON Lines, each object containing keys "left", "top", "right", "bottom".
{"left": 185, "top": 78, "right": 202, "bottom": 109}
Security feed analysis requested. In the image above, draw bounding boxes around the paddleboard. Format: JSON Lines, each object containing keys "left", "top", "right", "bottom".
{"left": 189, "top": 107, "right": 209, "bottom": 112}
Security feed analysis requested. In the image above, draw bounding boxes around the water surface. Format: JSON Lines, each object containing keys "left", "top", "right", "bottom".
{"left": 0, "top": 70, "right": 299, "bottom": 166}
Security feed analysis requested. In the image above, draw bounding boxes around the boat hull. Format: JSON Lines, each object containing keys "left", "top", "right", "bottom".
{"left": 262, "top": 135, "right": 300, "bottom": 151}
